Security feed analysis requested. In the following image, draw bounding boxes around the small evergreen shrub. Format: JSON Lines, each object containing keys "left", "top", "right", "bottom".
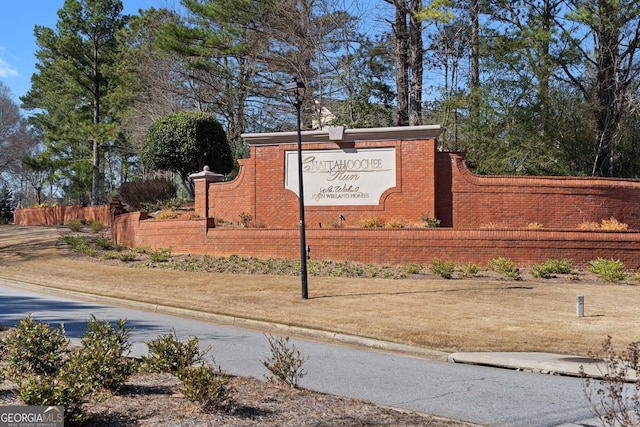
{"left": 177, "top": 363, "right": 233, "bottom": 413}
{"left": 118, "top": 251, "right": 138, "bottom": 262}
{"left": 87, "top": 219, "right": 103, "bottom": 233}
{"left": 403, "top": 262, "right": 423, "bottom": 274}
{"left": 530, "top": 259, "right": 574, "bottom": 279}
{"left": 459, "top": 263, "right": 479, "bottom": 278}
{"left": 3, "top": 315, "right": 69, "bottom": 379}
{"left": 149, "top": 247, "right": 172, "bottom": 263}
{"left": 487, "top": 257, "right": 521, "bottom": 280}
{"left": 19, "top": 373, "right": 90, "bottom": 424}
{"left": 421, "top": 212, "right": 441, "bottom": 228}
{"left": 262, "top": 335, "right": 307, "bottom": 388}
{"left": 588, "top": 258, "right": 627, "bottom": 282}
{"left": 429, "top": 258, "right": 455, "bottom": 279}
{"left": 73, "top": 315, "right": 136, "bottom": 392}
{"left": 143, "top": 330, "right": 206, "bottom": 374}
{"left": 93, "top": 236, "right": 120, "bottom": 251}
{"left": 67, "top": 218, "right": 82, "bottom": 232}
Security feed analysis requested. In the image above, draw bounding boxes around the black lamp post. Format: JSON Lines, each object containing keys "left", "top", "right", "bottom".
{"left": 285, "top": 78, "right": 309, "bottom": 299}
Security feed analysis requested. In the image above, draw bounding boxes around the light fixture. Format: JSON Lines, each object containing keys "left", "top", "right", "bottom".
{"left": 284, "top": 77, "right": 309, "bottom": 300}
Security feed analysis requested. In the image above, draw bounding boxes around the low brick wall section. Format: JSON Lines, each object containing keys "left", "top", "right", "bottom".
{"left": 14, "top": 201, "right": 124, "bottom": 227}
{"left": 111, "top": 216, "right": 640, "bottom": 269}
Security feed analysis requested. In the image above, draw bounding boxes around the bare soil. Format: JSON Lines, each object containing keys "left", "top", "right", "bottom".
{"left": 1, "top": 224, "right": 639, "bottom": 425}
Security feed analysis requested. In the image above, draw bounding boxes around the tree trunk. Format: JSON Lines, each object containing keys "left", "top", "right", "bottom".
{"left": 394, "top": 0, "right": 409, "bottom": 126}
{"left": 409, "top": 0, "right": 423, "bottom": 126}
{"left": 592, "top": 0, "right": 620, "bottom": 177}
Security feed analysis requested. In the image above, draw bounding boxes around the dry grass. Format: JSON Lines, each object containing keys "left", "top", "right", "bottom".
{"left": 1, "top": 226, "right": 640, "bottom": 359}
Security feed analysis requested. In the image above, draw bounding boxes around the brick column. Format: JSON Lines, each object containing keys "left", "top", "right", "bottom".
{"left": 189, "top": 166, "right": 224, "bottom": 219}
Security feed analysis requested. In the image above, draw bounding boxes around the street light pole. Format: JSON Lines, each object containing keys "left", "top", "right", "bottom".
{"left": 285, "top": 78, "right": 309, "bottom": 299}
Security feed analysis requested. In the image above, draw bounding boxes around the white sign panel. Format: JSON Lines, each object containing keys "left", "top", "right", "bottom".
{"left": 285, "top": 148, "right": 396, "bottom": 206}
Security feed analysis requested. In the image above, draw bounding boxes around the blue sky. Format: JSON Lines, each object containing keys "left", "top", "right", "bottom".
{"left": 0, "top": 0, "right": 170, "bottom": 103}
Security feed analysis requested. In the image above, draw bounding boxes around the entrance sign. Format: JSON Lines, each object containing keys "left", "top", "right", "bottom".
{"left": 285, "top": 148, "right": 396, "bottom": 206}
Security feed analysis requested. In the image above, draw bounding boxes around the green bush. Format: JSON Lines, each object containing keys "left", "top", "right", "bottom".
{"left": 429, "top": 258, "right": 455, "bottom": 279}
{"left": 73, "top": 315, "right": 136, "bottom": 392}
{"left": 459, "top": 263, "right": 479, "bottom": 278}
{"left": 487, "top": 257, "right": 521, "bottom": 280}
{"left": 93, "top": 236, "right": 121, "bottom": 251}
{"left": 143, "top": 330, "right": 206, "bottom": 374}
{"left": 87, "top": 219, "right": 103, "bottom": 233}
{"left": 421, "top": 212, "right": 441, "bottom": 228}
{"left": 403, "top": 262, "right": 423, "bottom": 274}
{"left": 530, "top": 259, "right": 574, "bottom": 279}
{"left": 67, "top": 218, "right": 82, "bottom": 232}
{"left": 118, "top": 251, "right": 138, "bottom": 262}
{"left": 149, "top": 247, "right": 172, "bottom": 263}
{"left": 3, "top": 315, "right": 69, "bottom": 379}
{"left": 262, "top": 335, "right": 307, "bottom": 388}
{"left": 19, "top": 373, "right": 90, "bottom": 424}
{"left": 177, "top": 362, "right": 233, "bottom": 413}
{"left": 588, "top": 258, "right": 627, "bottom": 282}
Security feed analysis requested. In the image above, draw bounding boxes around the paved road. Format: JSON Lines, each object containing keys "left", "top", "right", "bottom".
{"left": 0, "top": 282, "right": 602, "bottom": 427}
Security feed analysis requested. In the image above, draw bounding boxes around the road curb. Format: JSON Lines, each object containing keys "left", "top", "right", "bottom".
{"left": 0, "top": 276, "right": 450, "bottom": 361}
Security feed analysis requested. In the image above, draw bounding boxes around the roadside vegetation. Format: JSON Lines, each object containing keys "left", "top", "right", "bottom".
{"left": 60, "top": 222, "right": 639, "bottom": 283}
{"left": 0, "top": 315, "right": 306, "bottom": 424}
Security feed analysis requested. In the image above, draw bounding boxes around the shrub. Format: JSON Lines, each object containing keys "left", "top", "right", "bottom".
{"left": 600, "top": 217, "right": 629, "bottom": 231}
{"left": 581, "top": 336, "right": 640, "bottom": 427}
{"left": 238, "top": 212, "right": 252, "bottom": 227}
{"left": 149, "top": 247, "right": 172, "bottom": 263}
{"left": 73, "top": 315, "right": 136, "bottom": 392}
{"left": 87, "top": 219, "right": 103, "bottom": 233}
{"left": 67, "top": 218, "right": 82, "bottom": 232}
{"left": 143, "top": 330, "right": 206, "bottom": 374}
{"left": 459, "top": 263, "right": 479, "bottom": 278}
{"left": 118, "top": 251, "right": 138, "bottom": 262}
{"left": 3, "top": 315, "right": 69, "bottom": 379}
{"left": 422, "top": 212, "right": 441, "bottom": 228}
{"left": 578, "top": 221, "right": 601, "bottom": 230}
{"left": 479, "top": 222, "right": 506, "bottom": 229}
{"left": 93, "top": 236, "right": 120, "bottom": 251}
{"left": 119, "top": 177, "right": 177, "bottom": 211}
{"left": 155, "top": 209, "right": 180, "bottom": 220}
{"left": 403, "top": 262, "right": 423, "bottom": 274}
{"left": 358, "top": 217, "right": 386, "bottom": 228}
{"left": 527, "top": 222, "right": 543, "bottom": 229}
{"left": 262, "top": 335, "right": 307, "bottom": 388}
{"left": 19, "top": 373, "right": 90, "bottom": 424}
{"left": 429, "top": 258, "right": 455, "bottom": 279}
{"left": 487, "top": 257, "right": 521, "bottom": 280}
{"left": 177, "top": 362, "right": 233, "bottom": 413}
{"left": 588, "top": 258, "right": 627, "bottom": 282}
{"left": 529, "top": 259, "right": 574, "bottom": 279}
{"left": 383, "top": 218, "right": 406, "bottom": 228}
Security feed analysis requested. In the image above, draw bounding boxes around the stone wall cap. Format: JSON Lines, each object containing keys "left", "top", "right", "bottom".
{"left": 189, "top": 167, "right": 225, "bottom": 182}
{"left": 241, "top": 125, "right": 445, "bottom": 146}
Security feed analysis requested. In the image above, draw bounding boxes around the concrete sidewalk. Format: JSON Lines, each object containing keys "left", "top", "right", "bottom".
{"left": 449, "top": 352, "right": 608, "bottom": 379}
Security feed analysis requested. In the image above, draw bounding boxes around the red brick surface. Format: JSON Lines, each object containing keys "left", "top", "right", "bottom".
{"left": 15, "top": 127, "right": 640, "bottom": 268}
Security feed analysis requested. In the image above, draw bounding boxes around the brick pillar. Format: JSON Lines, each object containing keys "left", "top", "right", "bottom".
{"left": 189, "top": 166, "right": 224, "bottom": 219}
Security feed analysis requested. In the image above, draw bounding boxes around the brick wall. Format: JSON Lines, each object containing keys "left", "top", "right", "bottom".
{"left": 109, "top": 219, "right": 640, "bottom": 269}
{"left": 440, "top": 153, "right": 640, "bottom": 229}
{"left": 109, "top": 124, "right": 640, "bottom": 269}
{"left": 203, "top": 127, "right": 441, "bottom": 227}
{"left": 14, "top": 201, "right": 124, "bottom": 227}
